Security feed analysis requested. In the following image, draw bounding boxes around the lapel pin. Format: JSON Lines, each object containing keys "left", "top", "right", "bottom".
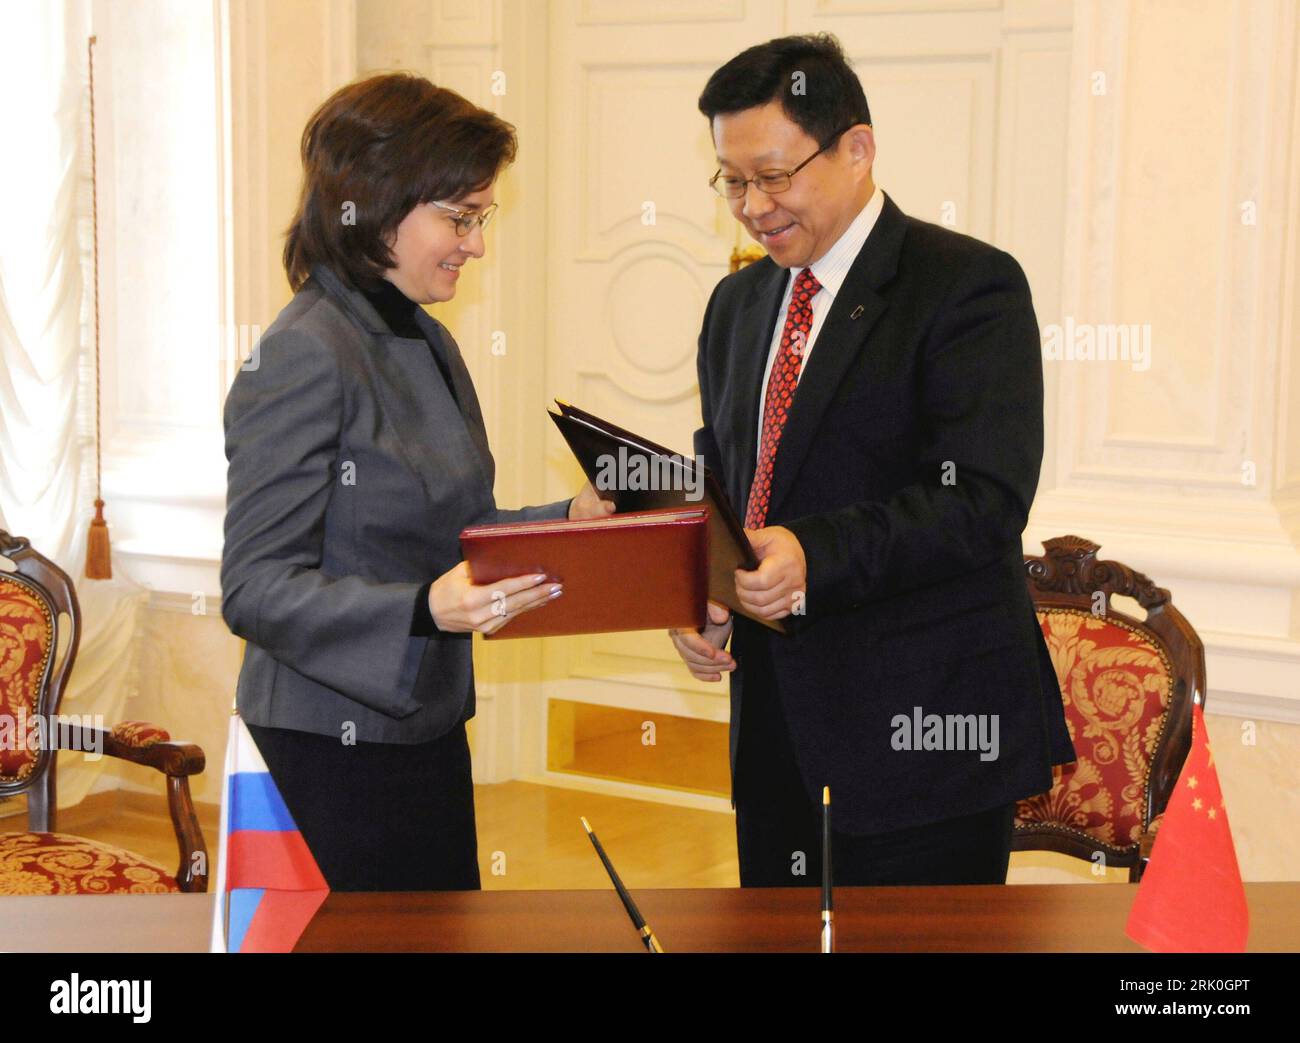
{"left": 850, "top": 304, "right": 865, "bottom": 320}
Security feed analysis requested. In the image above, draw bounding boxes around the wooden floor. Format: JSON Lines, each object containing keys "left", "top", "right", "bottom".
{"left": 1, "top": 782, "right": 1110, "bottom": 888}
{"left": 476, "top": 783, "right": 738, "bottom": 888}
{"left": 0, "top": 782, "right": 740, "bottom": 889}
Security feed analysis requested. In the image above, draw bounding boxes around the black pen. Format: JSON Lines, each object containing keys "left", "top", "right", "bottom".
{"left": 821, "top": 786, "right": 833, "bottom": 953}
{"left": 581, "top": 816, "right": 664, "bottom": 953}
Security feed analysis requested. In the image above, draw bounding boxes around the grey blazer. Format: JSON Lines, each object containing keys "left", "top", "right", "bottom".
{"left": 220, "top": 262, "right": 569, "bottom": 744}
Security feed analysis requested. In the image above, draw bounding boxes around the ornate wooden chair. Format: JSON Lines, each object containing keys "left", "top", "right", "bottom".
{"left": 1014, "top": 535, "right": 1205, "bottom": 881}
{"left": 0, "top": 529, "right": 208, "bottom": 893}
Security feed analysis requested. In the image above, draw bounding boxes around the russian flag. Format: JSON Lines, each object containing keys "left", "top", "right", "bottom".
{"left": 209, "top": 712, "right": 330, "bottom": 953}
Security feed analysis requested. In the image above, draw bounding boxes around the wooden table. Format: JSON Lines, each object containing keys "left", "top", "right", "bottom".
{"left": 4, "top": 883, "right": 1297, "bottom": 952}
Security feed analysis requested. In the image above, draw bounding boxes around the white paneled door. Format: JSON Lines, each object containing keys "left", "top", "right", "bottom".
{"left": 534, "top": 0, "right": 1072, "bottom": 801}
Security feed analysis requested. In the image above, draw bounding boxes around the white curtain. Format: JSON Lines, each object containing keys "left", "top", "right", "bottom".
{"left": 0, "top": 0, "right": 145, "bottom": 812}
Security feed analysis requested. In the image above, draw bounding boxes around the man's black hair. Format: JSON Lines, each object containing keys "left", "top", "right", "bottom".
{"left": 698, "top": 33, "right": 871, "bottom": 147}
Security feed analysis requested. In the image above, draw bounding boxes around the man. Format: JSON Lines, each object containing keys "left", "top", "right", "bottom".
{"left": 670, "top": 33, "right": 1075, "bottom": 887}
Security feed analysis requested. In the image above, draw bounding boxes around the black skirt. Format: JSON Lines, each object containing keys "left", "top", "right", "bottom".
{"left": 245, "top": 720, "right": 481, "bottom": 892}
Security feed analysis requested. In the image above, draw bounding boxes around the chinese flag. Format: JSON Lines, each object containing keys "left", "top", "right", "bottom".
{"left": 1126, "top": 703, "right": 1249, "bottom": 952}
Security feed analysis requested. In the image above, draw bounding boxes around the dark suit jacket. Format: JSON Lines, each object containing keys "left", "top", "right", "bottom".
{"left": 221, "top": 263, "right": 568, "bottom": 744}
{"left": 695, "top": 192, "right": 1075, "bottom": 835}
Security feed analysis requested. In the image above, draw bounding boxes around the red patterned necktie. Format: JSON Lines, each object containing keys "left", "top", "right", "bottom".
{"left": 745, "top": 267, "right": 822, "bottom": 529}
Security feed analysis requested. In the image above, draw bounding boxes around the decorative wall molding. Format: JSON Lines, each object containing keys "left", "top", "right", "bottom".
{"left": 529, "top": 768, "right": 734, "bottom": 814}
{"left": 1036, "top": 0, "right": 1300, "bottom": 728}
{"left": 576, "top": 0, "right": 745, "bottom": 27}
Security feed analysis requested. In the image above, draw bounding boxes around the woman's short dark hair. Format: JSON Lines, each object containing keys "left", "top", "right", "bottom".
{"left": 697, "top": 33, "right": 871, "bottom": 148}
{"left": 283, "top": 73, "right": 516, "bottom": 292}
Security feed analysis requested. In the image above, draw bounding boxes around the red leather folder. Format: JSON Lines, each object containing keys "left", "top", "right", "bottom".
{"left": 459, "top": 507, "right": 709, "bottom": 639}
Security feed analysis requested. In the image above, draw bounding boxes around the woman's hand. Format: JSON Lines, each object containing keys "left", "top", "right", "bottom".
{"left": 568, "top": 480, "right": 616, "bottom": 520}
{"left": 429, "top": 562, "right": 561, "bottom": 634}
{"left": 668, "top": 601, "right": 735, "bottom": 682}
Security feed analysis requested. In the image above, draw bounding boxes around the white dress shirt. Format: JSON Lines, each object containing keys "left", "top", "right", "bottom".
{"left": 755, "top": 186, "right": 886, "bottom": 455}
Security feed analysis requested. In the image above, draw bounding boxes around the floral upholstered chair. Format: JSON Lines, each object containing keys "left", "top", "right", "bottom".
{"left": 0, "top": 529, "right": 207, "bottom": 894}
{"left": 1014, "top": 535, "right": 1205, "bottom": 882}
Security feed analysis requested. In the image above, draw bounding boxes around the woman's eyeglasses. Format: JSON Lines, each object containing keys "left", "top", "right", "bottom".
{"left": 429, "top": 199, "right": 499, "bottom": 236}
{"left": 709, "top": 125, "right": 858, "bottom": 199}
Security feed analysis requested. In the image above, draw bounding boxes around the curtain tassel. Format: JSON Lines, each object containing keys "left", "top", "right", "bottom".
{"left": 84, "top": 36, "right": 111, "bottom": 581}
{"left": 85, "top": 497, "right": 112, "bottom": 580}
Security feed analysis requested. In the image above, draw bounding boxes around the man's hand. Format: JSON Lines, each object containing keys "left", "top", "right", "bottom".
{"left": 568, "top": 480, "right": 616, "bottom": 520}
{"left": 736, "top": 525, "right": 807, "bottom": 620}
{"left": 669, "top": 601, "right": 735, "bottom": 682}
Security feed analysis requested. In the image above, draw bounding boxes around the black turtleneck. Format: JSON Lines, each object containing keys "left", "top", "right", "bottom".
{"left": 362, "top": 278, "right": 459, "bottom": 405}
{"left": 360, "top": 278, "right": 456, "bottom": 636}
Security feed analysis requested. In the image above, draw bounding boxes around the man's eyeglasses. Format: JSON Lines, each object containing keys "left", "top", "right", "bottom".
{"left": 709, "top": 125, "right": 858, "bottom": 199}
{"left": 429, "top": 199, "right": 498, "bottom": 236}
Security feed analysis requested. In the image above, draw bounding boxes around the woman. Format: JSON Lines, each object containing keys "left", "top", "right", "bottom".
{"left": 220, "top": 73, "right": 610, "bottom": 891}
